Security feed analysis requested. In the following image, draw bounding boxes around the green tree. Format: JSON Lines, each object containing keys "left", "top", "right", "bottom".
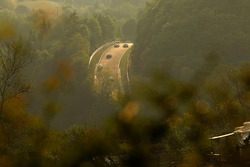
{"left": 85, "top": 17, "right": 103, "bottom": 52}
{"left": 95, "top": 13, "right": 116, "bottom": 42}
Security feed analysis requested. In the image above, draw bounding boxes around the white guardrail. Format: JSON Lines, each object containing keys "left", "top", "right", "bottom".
{"left": 88, "top": 42, "right": 114, "bottom": 68}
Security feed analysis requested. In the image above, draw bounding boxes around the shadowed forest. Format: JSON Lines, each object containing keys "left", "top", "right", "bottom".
{"left": 0, "top": 0, "right": 250, "bottom": 167}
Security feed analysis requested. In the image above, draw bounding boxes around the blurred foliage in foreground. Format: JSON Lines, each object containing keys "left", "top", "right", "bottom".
{"left": 1, "top": 33, "right": 250, "bottom": 166}
{"left": 1, "top": 1, "right": 250, "bottom": 167}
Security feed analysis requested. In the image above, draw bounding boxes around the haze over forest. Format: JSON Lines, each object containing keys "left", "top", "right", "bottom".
{"left": 0, "top": 0, "right": 250, "bottom": 166}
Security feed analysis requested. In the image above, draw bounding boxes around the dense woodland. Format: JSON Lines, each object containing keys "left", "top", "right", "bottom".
{"left": 133, "top": 0, "right": 250, "bottom": 79}
{"left": 0, "top": 0, "right": 250, "bottom": 166}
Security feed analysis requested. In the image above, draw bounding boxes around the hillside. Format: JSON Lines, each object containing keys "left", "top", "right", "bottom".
{"left": 133, "top": 0, "right": 250, "bottom": 79}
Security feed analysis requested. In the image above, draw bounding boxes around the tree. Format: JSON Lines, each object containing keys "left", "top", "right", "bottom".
{"left": 85, "top": 17, "right": 103, "bottom": 52}
{"left": 95, "top": 13, "right": 116, "bottom": 42}
{"left": 133, "top": 0, "right": 250, "bottom": 79}
{"left": 0, "top": 38, "right": 32, "bottom": 115}
{"left": 0, "top": 37, "right": 34, "bottom": 158}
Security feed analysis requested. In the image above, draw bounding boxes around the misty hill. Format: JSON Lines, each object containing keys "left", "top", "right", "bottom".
{"left": 54, "top": 0, "right": 148, "bottom": 20}
{"left": 133, "top": 0, "right": 250, "bottom": 80}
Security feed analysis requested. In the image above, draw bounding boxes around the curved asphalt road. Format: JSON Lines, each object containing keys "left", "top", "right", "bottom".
{"left": 93, "top": 42, "right": 133, "bottom": 97}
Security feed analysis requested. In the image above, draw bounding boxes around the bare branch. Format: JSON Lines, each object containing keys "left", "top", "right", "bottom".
{"left": 0, "top": 38, "right": 32, "bottom": 114}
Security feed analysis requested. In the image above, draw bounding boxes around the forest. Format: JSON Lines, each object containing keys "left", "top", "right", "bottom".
{"left": 0, "top": 0, "right": 250, "bottom": 167}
